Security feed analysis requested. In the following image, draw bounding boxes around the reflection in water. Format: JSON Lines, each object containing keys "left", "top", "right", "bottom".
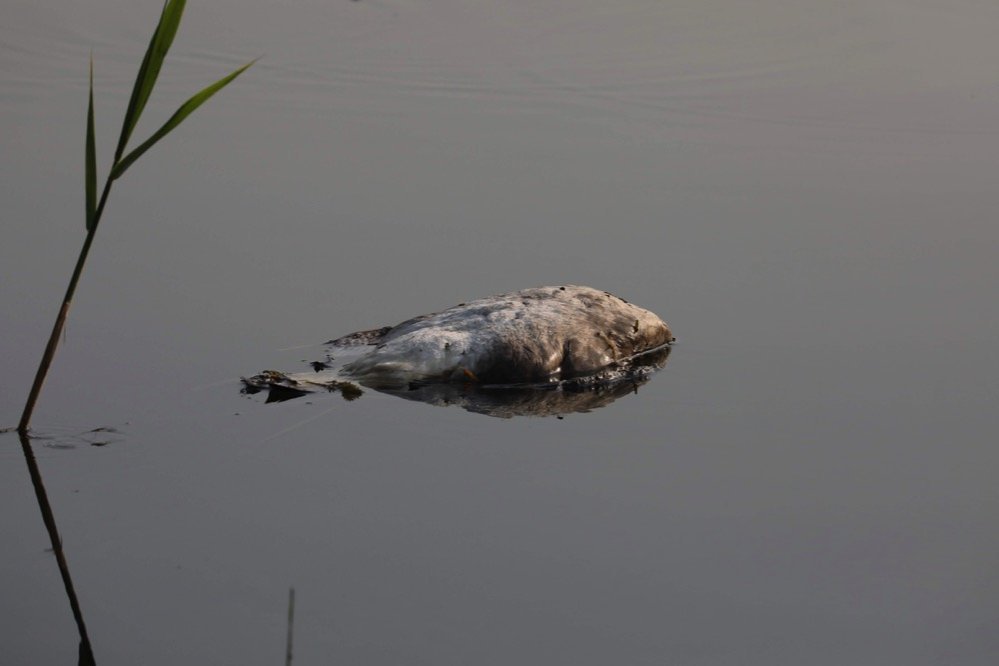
{"left": 16, "top": 431, "right": 97, "bottom": 665}
{"left": 243, "top": 346, "right": 670, "bottom": 418}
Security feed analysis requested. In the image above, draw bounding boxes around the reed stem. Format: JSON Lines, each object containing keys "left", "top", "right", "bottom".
{"left": 16, "top": 0, "right": 251, "bottom": 434}
{"left": 17, "top": 181, "right": 113, "bottom": 435}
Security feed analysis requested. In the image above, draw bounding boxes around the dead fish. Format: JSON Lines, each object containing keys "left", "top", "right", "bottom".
{"left": 328, "top": 285, "right": 674, "bottom": 387}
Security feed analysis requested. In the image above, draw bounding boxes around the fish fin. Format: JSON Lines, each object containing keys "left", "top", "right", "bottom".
{"left": 325, "top": 326, "right": 393, "bottom": 346}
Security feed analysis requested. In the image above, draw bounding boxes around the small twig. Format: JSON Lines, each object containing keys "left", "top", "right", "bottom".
{"left": 285, "top": 587, "right": 296, "bottom": 666}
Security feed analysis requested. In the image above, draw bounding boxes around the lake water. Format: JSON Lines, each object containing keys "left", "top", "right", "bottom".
{"left": 3, "top": 1, "right": 998, "bottom": 664}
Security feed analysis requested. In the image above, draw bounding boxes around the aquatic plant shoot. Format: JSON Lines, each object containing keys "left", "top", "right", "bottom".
{"left": 17, "top": 0, "right": 254, "bottom": 434}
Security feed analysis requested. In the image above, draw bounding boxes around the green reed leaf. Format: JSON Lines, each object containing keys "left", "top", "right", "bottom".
{"left": 114, "top": 0, "right": 187, "bottom": 163}
{"left": 85, "top": 56, "right": 97, "bottom": 231}
{"left": 111, "top": 59, "right": 255, "bottom": 181}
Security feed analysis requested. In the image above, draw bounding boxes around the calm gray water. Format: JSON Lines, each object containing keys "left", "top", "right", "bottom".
{"left": 3, "top": 1, "right": 998, "bottom": 664}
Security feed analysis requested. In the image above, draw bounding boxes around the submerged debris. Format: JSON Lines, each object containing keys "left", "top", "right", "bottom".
{"left": 241, "top": 371, "right": 363, "bottom": 403}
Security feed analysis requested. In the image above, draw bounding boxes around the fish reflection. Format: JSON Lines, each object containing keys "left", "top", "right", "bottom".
{"left": 242, "top": 345, "right": 670, "bottom": 418}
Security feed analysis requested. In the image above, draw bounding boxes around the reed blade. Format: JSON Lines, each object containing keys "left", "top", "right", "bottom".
{"left": 85, "top": 56, "right": 97, "bottom": 231}
{"left": 111, "top": 59, "right": 255, "bottom": 180}
{"left": 113, "top": 0, "right": 187, "bottom": 163}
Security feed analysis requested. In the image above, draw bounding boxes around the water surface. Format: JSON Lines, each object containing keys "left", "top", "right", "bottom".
{"left": 2, "top": 1, "right": 998, "bottom": 664}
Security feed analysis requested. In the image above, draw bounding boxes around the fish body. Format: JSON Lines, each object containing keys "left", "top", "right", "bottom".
{"left": 335, "top": 285, "right": 673, "bottom": 387}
